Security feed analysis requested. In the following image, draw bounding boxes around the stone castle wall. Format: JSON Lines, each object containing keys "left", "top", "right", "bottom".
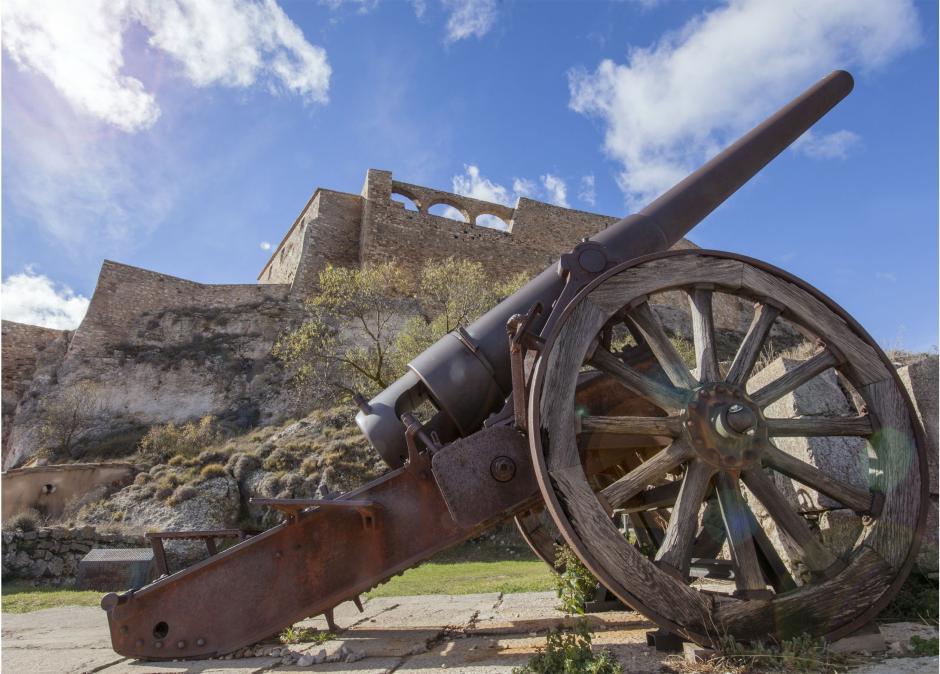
{"left": 1, "top": 322, "right": 69, "bottom": 449}
{"left": 3, "top": 263, "right": 307, "bottom": 469}
{"left": 258, "top": 168, "right": 622, "bottom": 296}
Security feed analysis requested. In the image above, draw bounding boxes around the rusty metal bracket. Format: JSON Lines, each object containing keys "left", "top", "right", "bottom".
{"left": 431, "top": 425, "right": 539, "bottom": 528}
{"left": 250, "top": 498, "right": 381, "bottom": 530}
{"left": 507, "top": 303, "right": 543, "bottom": 431}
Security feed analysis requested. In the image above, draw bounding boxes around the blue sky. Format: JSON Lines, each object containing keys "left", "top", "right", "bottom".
{"left": 2, "top": 0, "right": 937, "bottom": 351}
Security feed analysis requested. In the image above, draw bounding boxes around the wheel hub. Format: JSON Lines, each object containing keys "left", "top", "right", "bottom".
{"left": 684, "top": 384, "right": 766, "bottom": 470}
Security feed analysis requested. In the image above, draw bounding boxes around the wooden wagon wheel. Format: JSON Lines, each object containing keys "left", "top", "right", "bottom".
{"left": 528, "top": 249, "right": 928, "bottom": 645}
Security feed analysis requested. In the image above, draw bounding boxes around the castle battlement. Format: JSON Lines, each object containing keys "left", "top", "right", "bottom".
{"left": 258, "top": 168, "right": 620, "bottom": 298}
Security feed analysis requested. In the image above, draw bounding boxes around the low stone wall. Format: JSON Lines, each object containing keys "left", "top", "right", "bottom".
{"left": 2, "top": 526, "right": 147, "bottom": 586}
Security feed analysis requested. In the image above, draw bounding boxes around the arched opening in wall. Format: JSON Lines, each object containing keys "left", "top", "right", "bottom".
{"left": 428, "top": 203, "right": 468, "bottom": 223}
{"left": 475, "top": 213, "right": 510, "bottom": 231}
{"left": 391, "top": 192, "right": 420, "bottom": 212}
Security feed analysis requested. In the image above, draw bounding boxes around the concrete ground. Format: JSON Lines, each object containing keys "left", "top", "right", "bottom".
{"left": 2, "top": 592, "right": 937, "bottom": 674}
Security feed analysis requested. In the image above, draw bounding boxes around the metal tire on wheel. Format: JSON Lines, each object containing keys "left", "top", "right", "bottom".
{"left": 527, "top": 249, "right": 928, "bottom": 645}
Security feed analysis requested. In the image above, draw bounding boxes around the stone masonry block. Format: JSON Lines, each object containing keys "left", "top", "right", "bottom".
{"left": 895, "top": 355, "right": 938, "bottom": 496}
{"left": 748, "top": 356, "right": 869, "bottom": 512}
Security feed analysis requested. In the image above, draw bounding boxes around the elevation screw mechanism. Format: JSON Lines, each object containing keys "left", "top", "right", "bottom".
{"left": 490, "top": 456, "right": 516, "bottom": 482}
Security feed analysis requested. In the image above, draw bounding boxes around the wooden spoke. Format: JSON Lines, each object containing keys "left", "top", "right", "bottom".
{"left": 579, "top": 415, "right": 682, "bottom": 437}
{"left": 688, "top": 287, "right": 721, "bottom": 384}
{"left": 627, "top": 301, "right": 698, "bottom": 390}
{"left": 715, "top": 472, "right": 767, "bottom": 594}
{"left": 766, "top": 415, "right": 873, "bottom": 438}
{"left": 620, "top": 481, "right": 681, "bottom": 513}
{"left": 655, "top": 460, "right": 716, "bottom": 577}
{"left": 590, "top": 346, "right": 689, "bottom": 413}
{"left": 742, "top": 505, "right": 798, "bottom": 593}
{"left": 600, "top": 440, "right": 693, "bottom": 508}
{"left": 750, "top": 348, "right": 839, "bottom": 408}
{"left": 742, "top": 469, "right": 842, "bottom": 575}
{"left": 726, "top": 303, "right": 781, "bottom": 386}
{"left": 762, "top": 443, "right": 873, "bottom": 513}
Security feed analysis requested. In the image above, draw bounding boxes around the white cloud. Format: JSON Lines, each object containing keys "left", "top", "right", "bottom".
{"left": 2, "top": 268, "right": 90, "bottom": 330}
{"left": 793, "top": 129, "right": 861, "bottom": 160}
{"left": 319, "top": 0, "right": 379, "bottom": 13}
{"left": 1, "top": 0, "right": 331, "bottom": 133}
{"left": 876, "top": 271, "right": 897, "bottom": 283}
{"left": 512, "top": 178, "right": 536, "bottom": 198}
{"left": 411, "top": 0, "right": 427, "bottom": 19}
{"left": 260, "top": 241, "right": 273, "bottom": 251}
{"left": 452, "top": 164, "right": 513, "bottom": 205}
{"left": 450, "top": 166, "right": 580, "bottom": 228}
{"left": 569, "top": 0, "right": 920, "bottom": 207}
{"left": 442, "top": 0, "right": 498, "bottom": 43}
{"left": 578, "top": 175, "right": 596, "bottom": 207}
{"left": 540, "top": 174, "right": 569, "bottom": 208}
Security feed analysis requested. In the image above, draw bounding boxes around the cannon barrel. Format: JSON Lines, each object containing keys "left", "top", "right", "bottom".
{"left": 358, "top": 70, "right": 854, "bottom": 468}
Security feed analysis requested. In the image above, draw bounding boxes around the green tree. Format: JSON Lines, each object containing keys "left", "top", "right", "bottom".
{"left": 395, "top": 258, "right": 529, "bottom": 365}
{"left": 274, "top": 259, "right": 529, "bottom": 402}
{"left": 39, "top": 381, "right": 102, "bottom": 460}
{"left": 273, "top": 262, "right": 415, "bottom": 399}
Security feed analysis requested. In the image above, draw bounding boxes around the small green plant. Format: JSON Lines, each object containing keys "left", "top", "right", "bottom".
{"left": 514, "top": 545, "right": 621, "bottom": 673}
{"left": 910, "top": 635, "right": 939, "bottom": 656}
{"left": 553, "top": 544, "right": 597, "bottom": 615}
{"left": 711, "top": 632, "right": 850, "bottom": 673}
{"left": 512, "top": 620, "right": 622, "bottom": 674}
{"left": 278, "top": 625, "right": 331, "bottom": 645}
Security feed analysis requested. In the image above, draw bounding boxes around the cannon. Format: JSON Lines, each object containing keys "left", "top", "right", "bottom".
{"left": 102, "top": 70, "right": 928, "bottom": 658}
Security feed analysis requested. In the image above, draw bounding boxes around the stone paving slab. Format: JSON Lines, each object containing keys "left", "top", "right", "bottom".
{"left": 2, "top": 647, "right": 126, "bottom": 674}
{"left": 94, "top": 656, "right": 280, "bottom": 673}
{"left": 4, "top": 596, "right": 937, "bottom": 673}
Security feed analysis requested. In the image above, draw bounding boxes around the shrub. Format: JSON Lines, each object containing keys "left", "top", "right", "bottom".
{"left": 300, "top": 455, "right": 321, "bottom": 476}
{"left": 5, "top": 509, "right": 41, "bottom": 532}
{"left": 231, "top": 453, "right": 261, "bottom": 482}
{"left": 167, "top": 484, "right": 198, "bottom": 506}
{"left": 258, "top": 473, "right": 282, "bottom": 498}
{"left": 154, "top": 485, "right": 174, "bottom": 501}
{"left": 197, "top": 448, "right": 229, "bottom": 465}
{"left": 262, "top": 448, "right": 299, "bottom": 472}
{"left": 168, "top": 455, "right": 186, "bottom": 467}
{"left": 199, "top": 463, "right": 228, "bottom": 481}
{"left": 138, "top": 416, "right": 223, "bottom": 462}
{"left": 134, "top": 472, "right": 151, "bottom": 485}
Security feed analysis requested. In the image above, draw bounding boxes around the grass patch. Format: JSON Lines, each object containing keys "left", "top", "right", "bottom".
{"left": 279, "top": 625, "right": 332, "bottom": 645}
{"left": 366, "top": 560, "right": 554, "bottom": 598}
{"left": 1, "top": 581, "right": 103, "bottom": 613}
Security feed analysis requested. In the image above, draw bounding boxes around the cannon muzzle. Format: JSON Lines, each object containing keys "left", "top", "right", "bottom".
{"left": 358, "top": 70, "right": 854, "bottom": 468}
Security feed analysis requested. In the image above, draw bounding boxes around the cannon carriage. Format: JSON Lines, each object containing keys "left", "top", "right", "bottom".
{"left": 102, "top": 70, "right": 929, "bottom": 659}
